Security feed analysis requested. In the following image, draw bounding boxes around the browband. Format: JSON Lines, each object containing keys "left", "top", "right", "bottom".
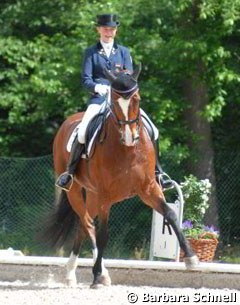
{"left": 112, "top": 83, "right": 138, "bottom": 95}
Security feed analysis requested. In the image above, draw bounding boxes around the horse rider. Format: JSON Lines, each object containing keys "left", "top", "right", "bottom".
{"left": 55, "top": 13, "right": 173, "bottom": 191}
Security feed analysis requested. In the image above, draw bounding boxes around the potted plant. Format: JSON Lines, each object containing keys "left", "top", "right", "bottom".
{"left": 180, "top": 175, "right": 219, "bottom": 262}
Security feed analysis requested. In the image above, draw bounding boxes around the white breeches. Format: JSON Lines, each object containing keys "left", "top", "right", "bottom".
{"left": 77, "top": 104, "right": 102, "bottom": 144}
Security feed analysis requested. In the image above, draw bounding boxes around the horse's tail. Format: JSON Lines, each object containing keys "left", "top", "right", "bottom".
{"left": 40, "top": 191, "right": 79, "bottom": 250}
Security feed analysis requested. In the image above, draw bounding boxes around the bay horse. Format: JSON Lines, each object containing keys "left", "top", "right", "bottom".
{"left": 46, "top": 65, "right": 198, "bottom": 288}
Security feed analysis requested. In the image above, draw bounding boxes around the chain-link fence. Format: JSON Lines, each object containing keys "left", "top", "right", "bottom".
{"left": 0, "top": 156, "right": 54, "bottom": 256}
{"left": 0, "top": 154, "right": 239, "bottom": 260}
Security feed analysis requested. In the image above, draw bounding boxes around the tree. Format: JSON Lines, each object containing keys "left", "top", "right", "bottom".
{"left": 127, "top": 0, "right": 240, "bottom": 226}
{"left": 1, "top": 0, "right": 240, "bottom": 228}
{"left": 0, "top": 0, "right": 111, "bottom": 156}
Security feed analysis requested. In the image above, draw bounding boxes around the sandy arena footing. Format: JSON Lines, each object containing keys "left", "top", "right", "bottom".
{"left": 0, "top": 256, "right": 240, "bottom": 289}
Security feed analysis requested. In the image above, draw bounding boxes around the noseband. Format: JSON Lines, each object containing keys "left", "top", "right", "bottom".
{"left": 117, "top": 115, "right": 140, "bottom": 125}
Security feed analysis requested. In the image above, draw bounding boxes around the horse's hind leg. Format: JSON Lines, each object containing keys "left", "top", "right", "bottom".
{"left": 65, "top": 228, "right": 87, "bottom": 286}
{"left": 89, "top": 202, "right": 111, "bottom": 288}
{"left": 65, "top": 186, "right": 97, "bottom": 286}
{"left": 139, "top": 181, "right": 198, "bottom": 269}
{"left": 66, "top": 217, "right": 100, "bottom": 287}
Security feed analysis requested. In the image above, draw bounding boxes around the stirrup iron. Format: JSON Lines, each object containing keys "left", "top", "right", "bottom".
{"left": 157, "top": 172, "right": 174, "bottom": 190}
{"left": 55, "top": 172, "right": 74, "bottom": 192}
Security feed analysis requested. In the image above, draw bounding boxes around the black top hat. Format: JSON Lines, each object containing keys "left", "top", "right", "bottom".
{"left": 96, "top": 14, "right": 120, "bottom": 27}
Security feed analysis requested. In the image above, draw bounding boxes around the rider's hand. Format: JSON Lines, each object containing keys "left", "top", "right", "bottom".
{"left": 94, "top": 84, "right": 110, "bottom": 96}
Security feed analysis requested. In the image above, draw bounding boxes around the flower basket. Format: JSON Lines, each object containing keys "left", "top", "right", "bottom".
{"left": 181, "top": 232, "right": 218, "bottom": 262}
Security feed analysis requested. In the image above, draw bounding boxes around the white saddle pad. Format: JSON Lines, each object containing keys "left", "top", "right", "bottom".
{"left": 67, "top": 124, "right": 80, "bottom": 153}
{"left": 66, "top": 123, "right": 103, "bottom": 158}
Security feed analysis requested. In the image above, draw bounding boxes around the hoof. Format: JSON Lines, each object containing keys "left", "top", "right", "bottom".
{"left": 90, "top": 283, "right": 105, "bottom": 289}
{"left": 66, "top": 278, "right": 77, "bottom": 287}
{"left": 184, "top": 255, "right": 199, "bottom": 269}
{"left": 90, "top": 274, "right": 111, "bottom": 289}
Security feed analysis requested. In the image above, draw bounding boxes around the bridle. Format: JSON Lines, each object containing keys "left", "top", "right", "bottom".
{"left": 117, "top": 115, "right": 140, "bottom": 126}
{"left": 103, "top": 66, "right": 142, "bottom": 145}
{"left": 110, "top": 86, "right": 140, "bottom": 126}
{"left": 108, "top": 86, "right": 141, "bottom": 145}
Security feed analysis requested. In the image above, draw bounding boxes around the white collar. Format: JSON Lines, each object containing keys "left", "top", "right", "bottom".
{"left": 100, "top": 40, "right": 114, "bottom": 50}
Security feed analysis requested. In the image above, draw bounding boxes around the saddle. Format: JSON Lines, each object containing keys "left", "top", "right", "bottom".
{"left": 85, "top": 108, "right": 109, "bottom": 158}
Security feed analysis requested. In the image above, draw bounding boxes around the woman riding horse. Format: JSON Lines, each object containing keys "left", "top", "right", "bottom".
{"left": 55, "top": 13, "right": 172, "bottom": 191}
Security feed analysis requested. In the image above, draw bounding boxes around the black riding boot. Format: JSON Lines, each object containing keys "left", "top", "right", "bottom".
{"left": 154, "top": 140, "right": 173, "bottom": 190}
{"left": 55, "top": 138, "right": 85, "bottom": 191}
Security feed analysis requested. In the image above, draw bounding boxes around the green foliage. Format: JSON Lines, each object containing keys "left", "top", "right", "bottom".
{"left": 121, "top": 0, "right": 240, "bottom": 158}
{"left": 0, "top": 0, "right": 106, "bottom": 156}
{"left": 1, "top": 0, "right": 240, "bottom": 158}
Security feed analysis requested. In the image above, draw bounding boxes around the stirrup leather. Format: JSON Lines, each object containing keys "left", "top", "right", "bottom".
{"left": 55, "top": 172, "right": 74, "bottom": 192}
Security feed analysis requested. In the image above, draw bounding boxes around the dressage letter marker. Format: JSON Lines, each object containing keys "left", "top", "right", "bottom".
{"left": 149, "top": 181, "right": 184, "bottom": 261}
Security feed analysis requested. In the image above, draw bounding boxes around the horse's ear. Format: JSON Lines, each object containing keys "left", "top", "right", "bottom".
{"left": 132, "top": 63, "right": 142, "bottom": 80}
{"left": 103, "top": 68, "right": 117, "bottom": 83}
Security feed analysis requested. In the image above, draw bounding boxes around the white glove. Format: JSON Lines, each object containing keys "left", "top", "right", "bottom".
{"left": 94, "top": 84, "right": 110, "bottom": 96}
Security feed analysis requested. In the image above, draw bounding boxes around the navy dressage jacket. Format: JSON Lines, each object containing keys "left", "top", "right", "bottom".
{"left": 81, "top": 41, "right": 133, "bottom": 104}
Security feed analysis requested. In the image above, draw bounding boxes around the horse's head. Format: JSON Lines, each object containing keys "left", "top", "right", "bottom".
{"left": 104, "top": 64, "right": 141, "bottom": 147}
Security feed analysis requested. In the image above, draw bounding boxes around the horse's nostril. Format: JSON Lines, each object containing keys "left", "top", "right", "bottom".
{"left": 133, "top": 133, "right": 140, "bottom": 142}
{"left": 134, "top": 138, "right": 139, "bottom": 145}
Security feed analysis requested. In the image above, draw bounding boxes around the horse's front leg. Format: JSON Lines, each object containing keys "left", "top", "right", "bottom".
{"left": 91, "top": 204, "right": 111, "bottom": 289}
{"left": 139, "top": 180, "right": 199, "bottom": 269}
